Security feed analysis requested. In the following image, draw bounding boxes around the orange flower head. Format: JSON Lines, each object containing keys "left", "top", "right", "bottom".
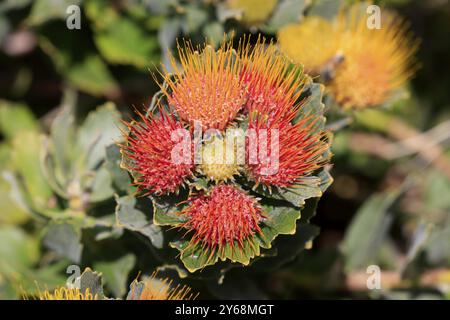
{"left": 121, "top": 109, "right": 193, "bottom": 195}
{"left": 180, "top": 184, "right": 264, "bottom": 255}
{"left": 239, "top": 39, "right": 305, "bottom": 126}
{"left": 138, "top": 272, "right": 197, "bottom": 300}
{"left": 162, "top": 41, "right": 246, "bottom": 131}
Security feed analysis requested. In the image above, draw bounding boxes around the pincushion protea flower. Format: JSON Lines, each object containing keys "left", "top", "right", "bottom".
{"left": 247, "top": 116, "right": 330, "bottom": 188}
{"left": 329, "top": 4, "right": 419, "bottom": 109}
{"left": 179, "top": 185, "right": 264, "bottom": 258}
{"left": 129, "top": 272, "right": 197, "bottom": 300}
{"left": 37, "top": 287, "right": 97, "bottom": 300}
{"left": 161, "top": 41, "right": 246, "bottom": 131}
{"left": 278, "top": 16, "right": 341, "bottom": 75}
{"left": 277, "top": 2, "right": 418, "bottom": 109}
{"left": 239, "top": 39, "right": 305, "bottom": 126}
{"left": 121, "top": 109, "right": 193, "bottom": 195}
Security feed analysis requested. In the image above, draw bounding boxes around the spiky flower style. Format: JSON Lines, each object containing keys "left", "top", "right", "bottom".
{"left": 278, "top": 16, "right": 340, "bottom": 75}
{"left": 180, "top": 184, "right": 264, "bottom": 256}
{"left": 329, "top": 4, "right": 418, "bottom": 109}
{"left": 162, "top": 41, "right": 245, "bottom": 131}
{"left": 37, "top": 287, "right": 97, "bottom": 300}
{"left": 137, "top": 272, "right": 197, "bottom": 300}
{"left": 277, "top": 2, "right": 418, "bottom": 109}
{"left": 121, "top": 109, "right": 193, "bottom": 195}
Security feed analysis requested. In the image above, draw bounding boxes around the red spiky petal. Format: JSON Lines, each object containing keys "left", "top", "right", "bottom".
{"left": 121, "top": 109, "right": 193, "bottom": 195}
{"left": 180, "top": 185, "right": 264, "bottom": 253}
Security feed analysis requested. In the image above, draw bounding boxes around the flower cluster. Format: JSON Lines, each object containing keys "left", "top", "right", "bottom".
{"left": 121, "top": 37, "right": 332, "bottom": 271}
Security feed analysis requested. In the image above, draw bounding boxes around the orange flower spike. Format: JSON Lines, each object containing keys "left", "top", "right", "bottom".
{"left": 161, "top": 40, "right": 246, "bottom": 131}
{"left": 239, "top": 38, "right": 305, "bottom": 125}
{"left": 121, "top": 108, "right": 194, "bottom": 195}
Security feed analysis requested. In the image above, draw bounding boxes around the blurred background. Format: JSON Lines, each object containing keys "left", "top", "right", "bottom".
{"left": 0, "top": 0, "right": 449, "bottom": 299}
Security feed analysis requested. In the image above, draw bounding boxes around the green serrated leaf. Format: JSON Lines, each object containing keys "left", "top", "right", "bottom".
{"left": 105, "top": 145, "right": 133, "bottom": 194}
{"left": 76, "top": 268, "right": 104, "bottom": 299}
{"left": 76, "top": 102, "right": 123, "bottom": 170}
{"left": 42, "top": 223, "right": 83, "bottom": 263}
{"left": 115, "top": 195, "right": 163, "bottom": 248}
{"left": 94, "top": 254, "right": 136, "bottom": 298}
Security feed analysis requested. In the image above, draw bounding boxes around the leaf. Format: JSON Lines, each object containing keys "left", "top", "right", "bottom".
{"left": 76, "top": 102, "right": 123, "bottom": 170}
{"left": 258, "top": 205, "right": 301, "bottom": 248}
{"left": 105, "top": 145, "right": 132, "bottom": 194}
{"left": 203, "top": 22, "right": 224, "bottom": 48}
{"left": 42, "top": 222, "right": 83, "bottom": 263}
{"left": 265, "top": 0, "right": 306, "bottom": 32}
{"left": 307, "top": 0, "right": 343, "bottom": 20}
{"left": 38, "top": 23, "right": 118, "bottom": 96}
{"left": 11, "top": 131, "right": 53, "bottom": 211}
{"left": 0, "top": 100, "right": 38, "bottom": 140}
{"left": 341, "top": 189, "right": 402, "bottom": 272}
{"left": 183, "top": 4, "right": 209, "bottom": 33}
{"left": 76, "top": 268, "right": 104, "bottom": 299}
{"left": 48, "top": 103, "right": 77, "bottom": 188}
{"left": 152, "top": 195, "right": 188, "bottom": 227}
{"left": 94, "top": 254, "right": 136, "bottom": 298}
{"left": 88, "top": 165, "right": 115, "bottom": 203}
{"left": 27, "top": 0, "right": 82, "bottom": 26}
{"left": 115, "top": 195, "right": 164, "bottom": 248}
{"left": 0, "top": 226, "right": 39, "bottom": 277}
{"left": 85, "top": 0, "right": 159, "bottom": 68}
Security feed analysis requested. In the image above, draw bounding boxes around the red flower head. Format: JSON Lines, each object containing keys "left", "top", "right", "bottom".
{"left": 180, "top": 184, "right": 264, "bottom": 256}
{"left": 121, "top": 109, "right": 193, "bottom": 195}
{"left": 247, "top": 113, "right": 329, "bottom": 189}
{"left": 161, "top": 41, "right": 246, "bottom": 131}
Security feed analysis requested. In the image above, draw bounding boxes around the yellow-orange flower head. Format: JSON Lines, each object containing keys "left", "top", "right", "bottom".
{"left": 278, "top": 16, "right": 340, "bottom": 75}
{"left": 162, "top": 41, "right": 246, "bottom": 131}
{"left": 38, "top": 287, "right": 98, "bottom": 300}
{"left": 277, "top": 2, "right": 418, "bottom": 109}
{"left": 137, "top": 272, "right": 197, "bottom": 300}
{"left": 329, "top": 4, "right": 418, "bottom": 109}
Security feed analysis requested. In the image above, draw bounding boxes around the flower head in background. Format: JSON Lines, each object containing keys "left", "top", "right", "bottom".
{"left": 37, "top": 287, "right": 98, "bottom": 300}
{"left": 278, "top": 16, "right": 341, "bottom": 76}
{"left": 137, "top": 272, "right": 197, "bottom": 300}
{"left": 329, "top": 4, "right": 419, "bottom": 109}
{"left": 277, "top": 2, "right": 419, "bottom": 109}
